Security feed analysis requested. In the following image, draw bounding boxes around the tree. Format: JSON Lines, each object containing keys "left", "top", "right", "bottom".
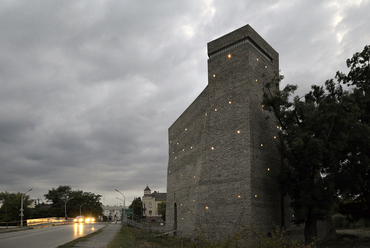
{"left": 129, "top": 197, "right": 142, "bottom": 221}
{"left": 0, "top": 192, "right": 33, "bottom": 224}
{"left": 44, "top": 186, "right": 103, "bottom": 218}
{"left": 157, "top": 201, "right": 166, "bottom": 221}
{"left": 335, "top": 45, "right": 370, "bottom": 222}
{"left": 263, "top": 74, "right": 357, "bottom": 244}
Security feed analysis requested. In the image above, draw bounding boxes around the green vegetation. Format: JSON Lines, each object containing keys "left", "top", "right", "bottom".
{"left": 107, "top": 225, "right": 187, "bottom": 248}
{"left": 106, "top": 224, "right": 318, "bottom": 248}
{"left": 0, "top": 192, "right": 33, "bottom": 224}
{"left": 44, "top": 185, "right": 103, "bottom": 218}
{"left": 157, "top": 201, "right": 166, "bottom": 221}
{"left": 262, "top": 45, "right": 370, "bottom": 244}
{"left": 129, "top": 197, "right": 142, "bottom": 221}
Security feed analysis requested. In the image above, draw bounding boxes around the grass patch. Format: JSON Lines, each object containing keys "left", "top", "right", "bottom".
{"left": 57, "top": 227, "right": 105, "bottom": 248}
{"left": 107, "top": 225, "right": 189, "bottom": 248}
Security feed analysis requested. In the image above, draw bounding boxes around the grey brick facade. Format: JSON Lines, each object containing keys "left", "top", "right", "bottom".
{"left": 166, "top": 24, "right": 333, "bottom": 240}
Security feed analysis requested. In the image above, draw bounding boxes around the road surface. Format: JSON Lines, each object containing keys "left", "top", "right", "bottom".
{"left": 0, "top": 222, "right": 106, "bottom": 248}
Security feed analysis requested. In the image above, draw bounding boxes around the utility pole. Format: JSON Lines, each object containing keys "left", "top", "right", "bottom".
{"left": 20, "top": 188, "right": 32, "bottom": 227}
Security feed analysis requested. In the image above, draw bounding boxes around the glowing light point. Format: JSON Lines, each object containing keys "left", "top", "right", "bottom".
{"left": 255, "top": 195, "right": 258, "bottom": 197}
{"left": 237, "top": 130, "right": 241, "bottom": 134}
{"left": 228, "top": 54, "right": 231, "bottom": 58}
{"left": 205, "top": 206, "right": 209, "bottom": 210}
{"left": 211, "top": 147, "right": 215, "bottom": 150}
{"left": 238, "top": 195, "right": 241, "bottom": 198}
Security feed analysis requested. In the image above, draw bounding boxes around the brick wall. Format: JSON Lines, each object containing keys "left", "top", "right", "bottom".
{"left": 166, "top": 24, "right": 280, "bottom": 238}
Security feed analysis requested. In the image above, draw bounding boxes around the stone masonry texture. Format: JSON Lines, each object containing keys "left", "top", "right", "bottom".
{"left": 166, "top": 24, "right": 333, "bottom": 241}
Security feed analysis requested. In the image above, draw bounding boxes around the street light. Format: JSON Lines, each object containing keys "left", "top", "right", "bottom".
{"left": 20, "top": 188, "right": 33, "bottom": 227}
{"left": 115, "top": 189, "right": 126, "bottom": 221}
{"left": 64, "top": 197, "right": 74, "bottom": 220}
{"left": 80, "top": 203, "right": 87, "bottom": 216}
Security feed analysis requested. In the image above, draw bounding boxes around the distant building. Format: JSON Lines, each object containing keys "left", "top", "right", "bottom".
{"left": 142, "top": 185, "right": 166, "bottom": 221}
{"left": 102, "top": 205, "right": 126, "bottom": 220}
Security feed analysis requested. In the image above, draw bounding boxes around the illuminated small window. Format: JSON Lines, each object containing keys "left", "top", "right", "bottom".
{"left": 213, "top": 74, "right": 216, "bottom": 77}
{"left": 238, "top": 195, "right": 241, "bottom": 198}
{"left": 185, "top": 128, "right": 187, "bottom": 131}
{"left": 205, "top": 113, "right": 207, "bottom": 116}
{"left": 190, "top": 146, "right": 193, "bottom": 149}
{"left": 257, "top": 58, "right": 259, "bottom": 61}
{"left": 215, "top": 109, "right": 217, "bottom": 111}
{"left": 205, "top": 206, "right": 209, "bottom": 209}
{"left": 228, "top": 54, "right": 231, "bottom": 58}
{"left": 267, "top": 168, "right": 270, "bottom": 171}
{"left": 169, "top": 170, "right": 171, "bottom": 173}
{"left": 211, "top": 147, "right": 214, "bottom": 150}
{"left": 229, "top": 101, "right": 232, "bottom": 104}
{"left": 274, "top": 136, "right": 276, "bottom": 139}
{"left": 265, "top": 65, "right": 267, "bottom": 68}
{"left": 262, "top": 105, "right": 264, "bottom": 108}
{"left": 182, "top": 149, "right": 185, "bottom": 151}
{"left": 260, "top": 144, "right": 263, "bottom": 147}
{"left": 177, "top": 142, "right": 179, "bottom": 145}
{"left": 194, "top": 176, "right": 196, "bottom": 178}
{"left": 237, "top": 130, "right": 241, "bottom": 134}
{"left": 255, "top": 195, "right": 258, "bottom": 197}
{"left": 175, "top": 157, "right": 177, "bottom": 159}
{"left": 182, "top": 218, "right": 184, "bottom": 220}
{"left": 277, "top": 126, "right": 280, "bottom": 129}
{"left": 256, "top": 79, "right": 258, "bottom": 82}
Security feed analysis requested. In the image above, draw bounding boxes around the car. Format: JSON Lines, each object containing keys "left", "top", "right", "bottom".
{"left": 74, "top": 216, "right": 85, "bottom": 223}
{"left": 85, "top": 217, "right": 95, "bottom": 223}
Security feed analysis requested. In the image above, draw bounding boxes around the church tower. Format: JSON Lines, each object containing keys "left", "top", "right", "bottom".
{"left": 166, "top": 24, "right": 280, "bottom": 238}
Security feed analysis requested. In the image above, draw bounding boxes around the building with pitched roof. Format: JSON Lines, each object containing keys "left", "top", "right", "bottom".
{"left": 142, "top": 185, "right": 166, "bottom": 221}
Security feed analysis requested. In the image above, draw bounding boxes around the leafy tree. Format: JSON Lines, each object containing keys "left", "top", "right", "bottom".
{"left": 263, "top": 74, "right": 357, "bottom": 244}
{"left": 44, "top": 186, "right": 103, "bottom": 219}
{"left": 129, "top": 197, "right": 142, "bottom": 221}
{"left": 157, "top": 201, "right": 166, "bottom": 221}
{"left": 0, "top": 192, "right": 33, "bottom": 224}
{"left": 335, "top": 45, "right": 370, "bottom": 221}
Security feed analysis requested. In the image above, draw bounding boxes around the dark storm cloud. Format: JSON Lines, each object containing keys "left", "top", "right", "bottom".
{"left": 0, "top": 0, "right": 369, "bottom": 206}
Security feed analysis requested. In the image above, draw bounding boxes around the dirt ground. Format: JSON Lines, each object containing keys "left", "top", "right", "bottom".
{"left": 319, "top": 229, "right": 370, "bottom": 248}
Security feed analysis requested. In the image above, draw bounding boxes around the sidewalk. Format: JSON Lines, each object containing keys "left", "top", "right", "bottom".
{"left": 73, "top": 222, "right": 121, "bottom": 248}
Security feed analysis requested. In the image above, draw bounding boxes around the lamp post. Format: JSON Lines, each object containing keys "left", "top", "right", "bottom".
{"left": 64, "top": 197, "right": 74, "bottom": 220}
{"left": 115, "top": 189, "right": 126, "bottom": 221}
{"left": 20, "top": 188, "right": 32, "bottom": 227}
{"left": 80, "top": 203, "right": 87, "bottom": 216}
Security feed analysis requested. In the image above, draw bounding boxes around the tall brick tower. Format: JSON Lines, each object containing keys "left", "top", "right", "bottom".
{"left": 166, "top": 24, "right": 281, "bottom": 238}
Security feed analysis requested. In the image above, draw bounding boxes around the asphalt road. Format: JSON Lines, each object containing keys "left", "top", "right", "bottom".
{"left": 0, "top": 222, "right": 106, "bottom": 248}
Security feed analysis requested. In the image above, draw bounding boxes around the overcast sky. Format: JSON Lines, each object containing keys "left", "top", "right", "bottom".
{"left": 1, "top": 0, "right": 369, "bottom": 207}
